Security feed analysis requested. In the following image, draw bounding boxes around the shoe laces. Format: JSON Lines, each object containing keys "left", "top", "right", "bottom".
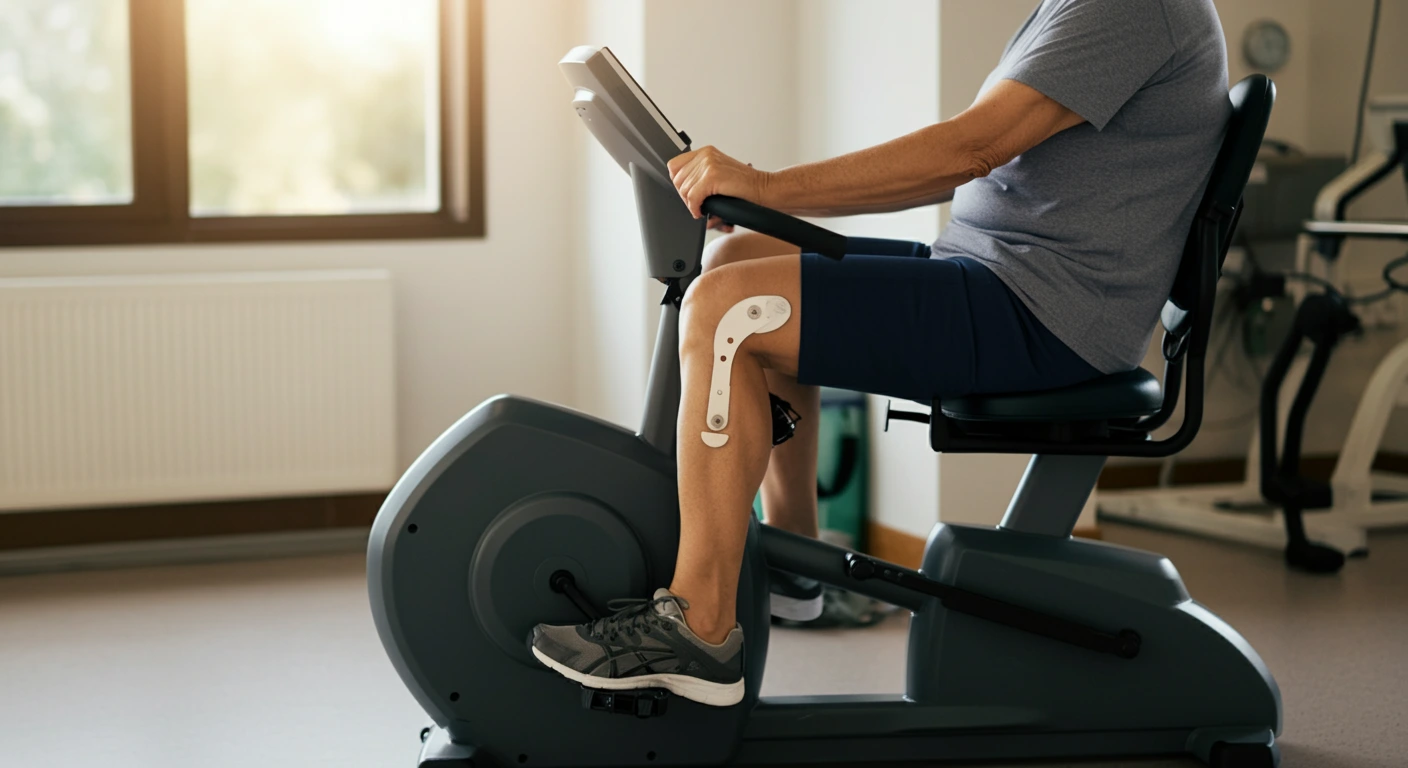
{"left": 587, "top": 594, "right": 689, "bottom": 643}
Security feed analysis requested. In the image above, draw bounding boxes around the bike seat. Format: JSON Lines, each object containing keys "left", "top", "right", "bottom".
{"left": 941, "top": 369, "right": 1163, "bottom": 423}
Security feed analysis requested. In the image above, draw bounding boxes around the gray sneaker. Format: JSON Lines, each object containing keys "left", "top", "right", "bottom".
{"left": 768, "top": 568, "right": 824, "bottom": 621}
{"left": 529, "top": 588, "right": 745, "bottom": 707}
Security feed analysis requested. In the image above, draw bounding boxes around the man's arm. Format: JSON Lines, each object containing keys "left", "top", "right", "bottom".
{"left": 668, "top": 79, "right": 1084, "bottom": 219}
{"left": 796, "top": 188, "right": 955, "bottom": 218}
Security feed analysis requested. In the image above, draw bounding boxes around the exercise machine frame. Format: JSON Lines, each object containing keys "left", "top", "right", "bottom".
{"left": 367, "top": 48, "right": 1283, "bottom": 768}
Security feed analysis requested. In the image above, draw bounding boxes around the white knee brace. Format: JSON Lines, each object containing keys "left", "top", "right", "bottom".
{"left": 701, "top": 296, "right": 792, "bottom": 448}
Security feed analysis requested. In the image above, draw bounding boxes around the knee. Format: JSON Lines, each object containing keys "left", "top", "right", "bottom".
{"left": 701, "top": 233, "right": 754, "bottom": 273}
{"left": 679, "top": 264, "right": 748, "bottom": 358}
{"left": 701, "top": 231, "right": 791, "bottom": 273}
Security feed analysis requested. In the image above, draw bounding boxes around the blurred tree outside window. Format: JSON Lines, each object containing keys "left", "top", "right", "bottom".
{"left": 0, "top": 0, "right": 482, "bottom": 246}
{"left": 0, "top": 0, "right": 134, "bottom": 206}
{"left": 186, "top": 0, "right": 440, "bottom": 217}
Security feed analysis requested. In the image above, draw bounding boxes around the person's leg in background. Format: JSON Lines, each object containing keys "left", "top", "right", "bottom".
{"left": 702, "top": 232, "right": 818, "bottom": 540}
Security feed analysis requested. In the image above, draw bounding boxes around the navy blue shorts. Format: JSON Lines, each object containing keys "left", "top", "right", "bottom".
{"left": 797, "top": 238, "right": 1100, "bottom": 402}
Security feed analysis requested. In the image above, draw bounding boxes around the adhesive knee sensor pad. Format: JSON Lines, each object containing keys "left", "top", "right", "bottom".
{"left": 702, "top": 296, "right": 792, "bottom": 448}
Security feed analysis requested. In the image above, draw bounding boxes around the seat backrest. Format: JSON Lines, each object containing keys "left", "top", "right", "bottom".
{"left": 924, "top": 77, "right": 1276, "bottom": 459}
{"left": 1162, "top": 75, "right": 1276, "bottom": 353}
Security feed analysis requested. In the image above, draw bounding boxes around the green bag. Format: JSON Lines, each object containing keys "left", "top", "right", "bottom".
{"left": 754, "top": 389, "right": 868, "bottom": 549}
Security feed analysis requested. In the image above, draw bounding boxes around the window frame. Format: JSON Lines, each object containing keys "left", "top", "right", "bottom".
{"left": 0, "top": 0, "right": 485, "bottom": 247}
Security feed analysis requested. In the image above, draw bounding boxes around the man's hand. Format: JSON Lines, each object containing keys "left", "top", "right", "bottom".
{"left": 667, "top": 146, "right": 771, "bottom": 219}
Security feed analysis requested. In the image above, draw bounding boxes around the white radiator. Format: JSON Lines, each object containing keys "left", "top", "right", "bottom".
{"left": 0, "top": 270, "right": 397, "bottom": 512}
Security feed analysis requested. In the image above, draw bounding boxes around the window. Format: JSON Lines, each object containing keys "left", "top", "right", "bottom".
{"left": 0, "top": 0, "right": 133, "bottom": 207}
{"left": 0, "top": 0, "right": 483, "bottom": 247}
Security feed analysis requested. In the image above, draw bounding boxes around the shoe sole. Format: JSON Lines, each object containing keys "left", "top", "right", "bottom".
{"left": 531, "top": 647, "right": 745, "bottom": 707}
{"left": 770, "top": 592, "right": 824, "bottom": 622}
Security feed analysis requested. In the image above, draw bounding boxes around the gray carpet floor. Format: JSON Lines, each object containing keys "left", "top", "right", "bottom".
{"left": 0, "top": 523, "right": 1402, "bottom": 767}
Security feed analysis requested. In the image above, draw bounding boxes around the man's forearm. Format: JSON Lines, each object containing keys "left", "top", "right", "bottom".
{"left": 792, "top": 188, "right": 956, "bottom": 218}
{"left": 757, "top": 79, "right": 1085, "bottom": 218}
{"left": 760, "top": 121, "right": 984, "bottom": 217}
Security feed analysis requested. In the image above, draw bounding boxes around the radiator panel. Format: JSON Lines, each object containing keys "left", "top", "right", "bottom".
{"left": 0, "top": 271, "right": 396, "bottom": 512}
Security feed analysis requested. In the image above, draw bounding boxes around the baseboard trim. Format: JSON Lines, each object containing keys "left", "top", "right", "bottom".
{"left": 1075, "top": 524, "right": 1103, "bottom": 540}
{"left": 0, "top": 492, "right": 386, "bottom": 552}
{"left": 0, "top": 528, "right": 370, "bottom": 577}
{"left": 865, "top": 521, "right": 928, "bottom": 570}
{"left": 865, "top": 521, "right": 1102, "bottom": 570}
{"left": 1098, "top": 451, "right": 1408, "bottom": 490}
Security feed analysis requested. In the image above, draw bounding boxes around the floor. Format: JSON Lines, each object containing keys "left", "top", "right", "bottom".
{"left": 0, "top": 523, "right": 1403, "bottom": 768}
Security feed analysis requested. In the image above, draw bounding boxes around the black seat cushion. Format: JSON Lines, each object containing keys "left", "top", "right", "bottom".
{"left": 940, "top": 369, "right": 1163, "bottom": 423}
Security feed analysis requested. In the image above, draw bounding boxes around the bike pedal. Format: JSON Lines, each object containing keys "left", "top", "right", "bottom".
{"left": 581, "top": 686, "right": 670, "bottom": 718}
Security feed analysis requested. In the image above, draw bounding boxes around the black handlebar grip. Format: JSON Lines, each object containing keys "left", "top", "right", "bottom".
{"left": 700, "top": 195, "right": 848, "bottom": 260}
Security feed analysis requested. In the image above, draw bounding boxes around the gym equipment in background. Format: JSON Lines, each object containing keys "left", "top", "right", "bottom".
{"left": 366, "top": 47, "right": 1282, "bottom": 768}
{"left": 1100, "top": 97, "right": 1408, "bottom": 573}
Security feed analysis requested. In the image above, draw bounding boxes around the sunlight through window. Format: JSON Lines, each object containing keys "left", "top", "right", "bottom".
{"left": 0, "top": 0, "right": 133, "bottom": 206}
{"left": 185, "top": 0, "right": 440, "bottom": 217}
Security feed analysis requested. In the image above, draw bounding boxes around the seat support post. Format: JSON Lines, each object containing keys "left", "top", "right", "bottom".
{"left": 1000, "top": 454, "right": 1108, "bottom": 537}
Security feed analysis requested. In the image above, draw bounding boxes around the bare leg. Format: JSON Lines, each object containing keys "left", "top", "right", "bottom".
{"left": 702, "top": 233, "right": 819, "bottom": 539}
{"left": 759, "top": 372, "right": 821, "bottom": 538}
{"left": 670, "top": 254, "right": 805, "bottom": 643}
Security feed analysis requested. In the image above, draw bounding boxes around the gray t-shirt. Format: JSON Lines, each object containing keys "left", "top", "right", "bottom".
{"left": 934, "top": 0, "right": 1231, "bottom": 374}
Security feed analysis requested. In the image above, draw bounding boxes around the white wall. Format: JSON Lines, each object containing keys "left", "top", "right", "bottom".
{"left": 2, "top": 0, "right": 581, "bottom": 469}
{"left": 571, "top": 0, "right": 653, "bottom": 430}
{"left": 1308, "top": 0, "right": 1408, "bottom": 156}
{"left": 937, "top": 3, "right": 1035, "bottom": 115}
{"left": 1219, "top": 1, "right": 1314, "bottom": 147}
{"left": 568, "top": 0, "right": 805, "bottom": 428}
{"left": 644, "top": 2, "right": 801, "bottom": 175}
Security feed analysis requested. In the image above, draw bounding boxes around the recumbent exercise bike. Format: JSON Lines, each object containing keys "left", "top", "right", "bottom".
{"left": 366, "top": 47, "right": 1283, "bottom": 768}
